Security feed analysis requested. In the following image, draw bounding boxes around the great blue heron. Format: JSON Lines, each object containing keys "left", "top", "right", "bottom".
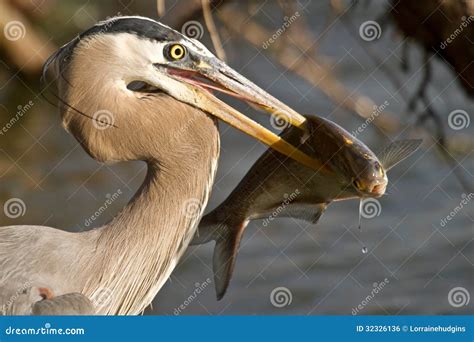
{"left": 0, "top": 16, "right": 318, "bottom": 315}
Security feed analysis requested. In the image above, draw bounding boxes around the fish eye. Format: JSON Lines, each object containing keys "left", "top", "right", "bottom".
{"left": 165, "top": 44, "right": 187, "bottom": 61}
{"left": 374, "top": 161, "right": 384, "bottom": 176}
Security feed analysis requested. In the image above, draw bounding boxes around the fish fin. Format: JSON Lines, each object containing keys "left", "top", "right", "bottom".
{"left": 191, "top": 210, "right": 249, "bottom": 300}
{"left": 213, "top": 221, "right": 248, "bottom": 300}
{"left": 378, "top": 139, "right": 422, "bottom": 171}
{"left": 276, "top": 203, "right": 327, "bottom": 224}
{"left": 190, "top": 212, "right": 226, "bottom": 246}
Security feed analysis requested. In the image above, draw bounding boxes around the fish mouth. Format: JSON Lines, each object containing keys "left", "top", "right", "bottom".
{"left": 369, "top": 183, "right": 387, "bottom": 197}
{"left": 353, "top": 179, "right": 387, "bottom": 197}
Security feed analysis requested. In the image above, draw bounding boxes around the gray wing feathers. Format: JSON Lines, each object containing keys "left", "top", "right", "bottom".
{"left": 32, "top": 293, "right": 95, "bottom": 315}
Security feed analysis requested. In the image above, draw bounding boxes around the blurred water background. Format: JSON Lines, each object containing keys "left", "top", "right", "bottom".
{"left": 0, "top": 0, "right": 472, "bottom": 315}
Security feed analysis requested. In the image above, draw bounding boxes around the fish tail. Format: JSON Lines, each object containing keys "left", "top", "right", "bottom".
{"left": 191, "top": 208, "right": 248, "bottom": 300}
{"left": 212, "top": 220, "right": 247, "bottom": 300}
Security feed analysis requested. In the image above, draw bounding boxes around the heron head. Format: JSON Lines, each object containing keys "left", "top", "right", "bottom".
{"left": 43, "top": 16, "right": 321, "bottom": 169}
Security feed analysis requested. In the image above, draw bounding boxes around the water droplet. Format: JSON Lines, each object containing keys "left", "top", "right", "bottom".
{"left": 362, "top": 246, "right": 368, "bottom": 254}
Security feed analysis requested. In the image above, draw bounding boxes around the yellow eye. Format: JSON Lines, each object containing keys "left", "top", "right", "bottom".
{"left": 167, "top": 44, "right": 186, "bottom": 61}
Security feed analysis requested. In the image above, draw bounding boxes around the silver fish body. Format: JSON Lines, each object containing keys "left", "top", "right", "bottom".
{"left": 193, "top": 115, "right": 421, "bottom": 299}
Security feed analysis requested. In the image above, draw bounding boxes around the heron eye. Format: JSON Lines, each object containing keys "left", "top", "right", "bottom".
{"left": 166, "top": 44, "right": 186, "bottom": 61}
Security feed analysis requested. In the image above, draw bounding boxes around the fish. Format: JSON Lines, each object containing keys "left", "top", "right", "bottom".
{"left": 191, "top": 115, "right": 422, "bottom": 300}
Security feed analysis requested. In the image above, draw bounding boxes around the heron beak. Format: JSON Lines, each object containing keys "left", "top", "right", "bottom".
{"left": 165, "top": 60, "right": 327, "bottom": 172}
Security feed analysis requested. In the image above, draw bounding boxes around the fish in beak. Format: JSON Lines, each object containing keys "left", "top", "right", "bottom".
{"left": 159, "top": 50, "right": 329, "bottom": 174}
{"left": 190, "top": 114, "right": 422, "bottom": 300}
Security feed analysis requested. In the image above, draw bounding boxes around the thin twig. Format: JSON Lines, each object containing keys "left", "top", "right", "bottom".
{"left": 157, "top": 0, "right": 166, "bottom": 17}
{"left": 201, "top": 0, "right": 226, "bottom": 61}
{"left": 407, "top": 50, "right": 432, "bottom": 111}
{"left": 416, "top": 105, "right": 472, "bottom": 192}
